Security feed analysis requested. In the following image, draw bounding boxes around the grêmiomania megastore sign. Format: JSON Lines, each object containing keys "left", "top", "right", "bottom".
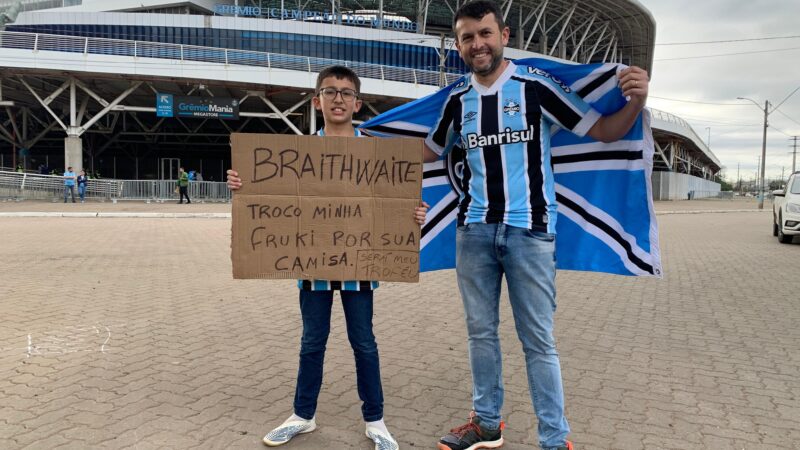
{"left": 214, "top": 4, "right": 418, "bottom": 32}
{"left": 156, "top": 94, "right": 239, "bottom": 120}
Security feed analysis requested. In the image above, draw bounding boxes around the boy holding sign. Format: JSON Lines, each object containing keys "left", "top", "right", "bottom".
{"left": 227, "top": 66, "right": 428, "bottom": 450}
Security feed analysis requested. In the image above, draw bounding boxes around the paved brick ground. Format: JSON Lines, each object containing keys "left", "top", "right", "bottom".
{"left": 0, "top": 196, "right": 767, "bottom": 213}
{"left": 1, "top": 202, "right": 798, "bottom": 449}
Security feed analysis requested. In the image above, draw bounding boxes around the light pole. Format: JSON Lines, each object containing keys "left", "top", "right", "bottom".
{"left": 705, "top": 127, "right": 711, "bottom": 148}
{"left": 738, "top": 97, "right": 770, "bottom": 209}
{"left": 757, "top": 155, "right": 761, "bottom": 194}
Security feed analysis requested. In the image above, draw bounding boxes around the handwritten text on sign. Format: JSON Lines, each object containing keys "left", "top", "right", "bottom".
{"left": 230, "top": 134, "right": 423, "bottom": 282}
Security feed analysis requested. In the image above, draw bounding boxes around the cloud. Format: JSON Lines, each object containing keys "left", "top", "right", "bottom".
{"left": 639, "top": 0, "right": 800, "bottom": 179}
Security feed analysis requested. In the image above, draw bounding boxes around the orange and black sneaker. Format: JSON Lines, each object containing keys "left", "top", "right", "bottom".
{"left": 549, "top": 441, "right": 574, "bottom": 450}
{"left": 437, "top": 411, "right": 504, "bottom": 450}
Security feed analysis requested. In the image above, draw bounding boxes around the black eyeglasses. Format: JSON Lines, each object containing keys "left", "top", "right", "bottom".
{"left": 318, "top": 87, "right": 358, "bottom": 102}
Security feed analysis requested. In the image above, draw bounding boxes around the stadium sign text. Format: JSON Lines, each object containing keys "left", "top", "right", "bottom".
{"left": 156, "top": 94, "right": 239, "bottom": 120}
{"left": 214, "top": 4, "right": 418, "bottom": 32}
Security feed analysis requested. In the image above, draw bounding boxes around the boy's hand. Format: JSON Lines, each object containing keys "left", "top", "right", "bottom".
{"left": 414, "top": 201, "right": 430, "bottom": 225}
{"left": 226, "top": 169, "right": 242, "bottom": 190}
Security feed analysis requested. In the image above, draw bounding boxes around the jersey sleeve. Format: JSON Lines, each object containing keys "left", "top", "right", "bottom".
{"left": 425, "top": 94, "right": 460, "bottom": 156}
{"left": 534, "top": 74, "right": 600, "bottom": 137}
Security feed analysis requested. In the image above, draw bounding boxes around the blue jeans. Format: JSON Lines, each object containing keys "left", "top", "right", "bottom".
{"left": 456, "top": 223, "right": 569, "bottom": 449}
{"left": 294, "top": 289, "right": 384, "bottom": 422}
{"left": 63, "top": 185, "right": 75, "bottom": 202}
{"left": 78, "top": 184, "right": 86, "bottom": 201}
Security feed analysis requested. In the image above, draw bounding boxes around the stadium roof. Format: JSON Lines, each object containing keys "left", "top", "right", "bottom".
{"left": 3, "top": 1, "right": 655, "bottom": 71}
{"left": 255, "top": 0, "right": 657, "bottom": 72}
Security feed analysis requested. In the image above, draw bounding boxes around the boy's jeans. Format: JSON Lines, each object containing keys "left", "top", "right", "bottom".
{"left": 456, "top": 222, "right": 569, "bottom": 449}
{"left": 78, "top": 184, "right": 86, "bottom": 201}
{"left": 293, "top": 289, "right": 384, "bottom": 422}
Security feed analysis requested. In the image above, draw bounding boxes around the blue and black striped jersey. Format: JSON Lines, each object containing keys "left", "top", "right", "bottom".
{"left": 425, "top": 62, "right": 601, "bottom": 232}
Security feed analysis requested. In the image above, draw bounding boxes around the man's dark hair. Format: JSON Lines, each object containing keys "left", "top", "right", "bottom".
{"left": 452, "top": 0, "right": 505, "bottom": 32}
{"left": 315, "top": 65, "right": 361, "bottom": 94}
{"left": 67, "top": 166, "right": 72, "bottom": 170}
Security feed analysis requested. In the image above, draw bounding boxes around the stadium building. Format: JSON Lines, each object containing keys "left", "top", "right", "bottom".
{"left": 0, "top": 0, "right": 720, "bottom": 197}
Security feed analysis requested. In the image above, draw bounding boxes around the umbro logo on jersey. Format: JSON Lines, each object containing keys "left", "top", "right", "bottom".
{"left": 463, "top": 111, "right": 478, "bottom": 124}
{"left": 465, "top": 125, "right": 536, "bottom": 149}
{"left": 503, "top": 99, "right": 520, "bottom": 117}
{"left": 527, "top": 67, "right": 572, "bottom": 93}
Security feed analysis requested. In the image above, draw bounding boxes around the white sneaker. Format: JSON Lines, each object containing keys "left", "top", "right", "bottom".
{"left": 366, "top": 424, "right": 399, "bottom": 450}
{"left": 262, "top": 416, "right": 316, "bottom": 446}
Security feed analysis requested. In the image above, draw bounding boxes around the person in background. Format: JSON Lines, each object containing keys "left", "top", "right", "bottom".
{"left": 63, "top": 166, "right": 77, "bottom": 203}
{"left": 177, "top": 167, "right": 191, "bottom": 204}
{"left": 77, "top": 170, "right": 88, "bottom": 203}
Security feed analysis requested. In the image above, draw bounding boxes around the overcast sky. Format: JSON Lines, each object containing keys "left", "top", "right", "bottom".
{"left": 638, "top": 0, "right": 800, "bottom": 182}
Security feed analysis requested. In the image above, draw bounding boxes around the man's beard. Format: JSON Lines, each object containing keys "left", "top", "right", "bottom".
{"left": 469, "top": 49, "right": 503, "bottom": 77}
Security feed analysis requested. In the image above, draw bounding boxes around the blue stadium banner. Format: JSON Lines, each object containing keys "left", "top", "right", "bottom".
{"left": 157, "top": 95, "right": 239, "bottom": 120}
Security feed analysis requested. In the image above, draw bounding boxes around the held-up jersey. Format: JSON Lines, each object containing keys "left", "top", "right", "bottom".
{"left": 425, "top": 62, "right": 601, "bottom": 233}
{"left": 298, "top": 128, "right": 379, "bottom": 292}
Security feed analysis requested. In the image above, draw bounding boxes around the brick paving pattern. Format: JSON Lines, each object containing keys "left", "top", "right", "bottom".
{"left": 0, "top": 200, "right": 798, "bottom": 449}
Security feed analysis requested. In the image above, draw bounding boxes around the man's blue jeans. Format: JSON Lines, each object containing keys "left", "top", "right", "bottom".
{"left": 63, "top": 185, "right": 75, "bottom": 203}
{"left": 293, "top": 289, "right": 384, "bottom": 422}
{"left": 456, "top": 222, "right": 569, "bottom": 449}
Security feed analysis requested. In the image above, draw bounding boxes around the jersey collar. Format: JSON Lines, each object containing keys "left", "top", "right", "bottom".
{"left": 316, "top": 128, "right": 362, "bottom": 137}
{"left": 470, "top": 61, "right": 517, "bottom": 96}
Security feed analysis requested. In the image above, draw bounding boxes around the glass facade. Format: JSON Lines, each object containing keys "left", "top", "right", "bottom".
{"left": 7, "top": 23, "right": 467, "bottom": 73}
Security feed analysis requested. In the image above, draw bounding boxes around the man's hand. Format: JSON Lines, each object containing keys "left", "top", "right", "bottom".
{"left": 618, "top": 66, "right": 649, "bottom": 107}
{"left": 588, "top": 66, "right": 650, "bottom": 143}
{"left": 414, "top": 201, "right": 430, "bottom": 225}
{"left": 226, "top": 169, "right": 242, "bottom": 190}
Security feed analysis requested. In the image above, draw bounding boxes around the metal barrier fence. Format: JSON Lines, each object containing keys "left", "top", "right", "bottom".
{"left": 687, "top": 190, "right": 734, "bottom": 200}
{"left": 0, "top": 30, "right": 462, "bottom": 87}
{"left": 118, "top": 179, "right": 231, "bottom": 202}
{"left": 0, "top": 170, "right": 231, "bottom": 202}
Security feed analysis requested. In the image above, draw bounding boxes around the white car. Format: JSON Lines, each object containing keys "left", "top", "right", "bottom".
{"left": 773, "top": 171, "right": 800, "bottom": 244}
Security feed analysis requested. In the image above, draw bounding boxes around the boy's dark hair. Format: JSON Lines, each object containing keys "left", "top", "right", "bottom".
{"left": 315, "top": 65, "right": 361, "bottom": 94}
{"left": 452, "top": 0, "right": 505, "bottom": 32}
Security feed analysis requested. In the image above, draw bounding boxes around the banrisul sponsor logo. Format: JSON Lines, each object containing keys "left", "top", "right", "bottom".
{"left": 527, "top": 67, "right": 571, "bottom": 93}
{"left": 465, "top": 125, "right": 536, "bottom": 149}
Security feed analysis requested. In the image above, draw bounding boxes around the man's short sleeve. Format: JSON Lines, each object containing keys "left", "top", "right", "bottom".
{"left": 425, "top": 94, "right": 460, "bottom": 156}
{"left": 533, "top": 74, "right": 601, "bottom": 138}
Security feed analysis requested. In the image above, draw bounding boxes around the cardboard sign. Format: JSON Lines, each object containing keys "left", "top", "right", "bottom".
{"left": 230, "top": 133, "right": 424, "bottom": 282}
